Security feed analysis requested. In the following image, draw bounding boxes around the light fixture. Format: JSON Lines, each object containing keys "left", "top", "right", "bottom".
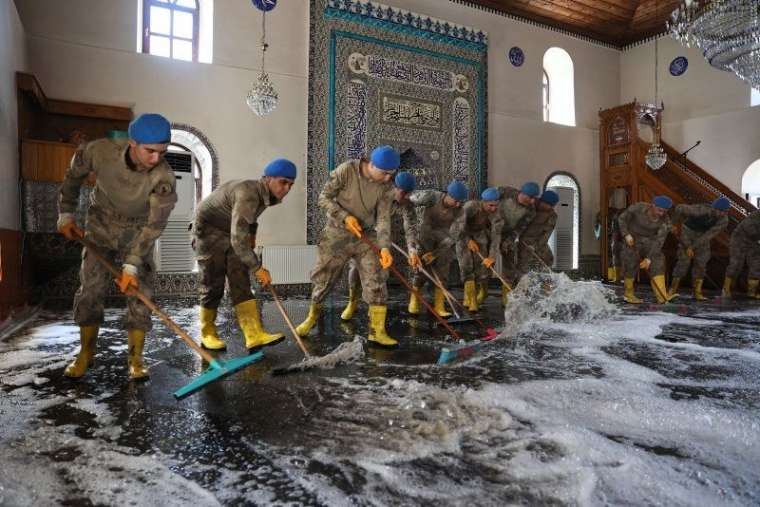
{"left": 669, "top": 0, "right": 760, "bottom": 89}
{"left": 646, "top": 0, "right": 667, "bottom": 171}
{"left": 246, "top": 8, "right": 278, "bottom": 116}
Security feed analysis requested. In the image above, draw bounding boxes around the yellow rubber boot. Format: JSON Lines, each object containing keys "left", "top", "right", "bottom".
{"left": 464, "top": 280, "right": 479, "bottom": 312}
{"left": 722, "top": 277, "right": 733, "bottom": 299}
{"left": 693, "top": 278, "right": 707, "bottom": 301}
{"left": 668, "top": 277, "right": 681, "bottom": 299}
{"left": 235, "top": 299, "right": 284, "bottom": 350}
{"left": 623, "top": 278, "right": 643, "bottom": 304}
{"left": 127, "top": 329, "right": 149, "bottom": 380}
{"left": 64, "top": 325, "right": 99, "bottom": 378}
{"left": 476, "top": 282, "right": 487, "bottom": 305}
{"left": 607, "top": 266, "right": 618, "bottom": 282}
{"left": 407, "top": 289, "right": 421, "bottom": 315}
{"left": 367, "top": 305, "right": 398, "bottom": 347}
{"left": 200, "top": 307, "right": 226, "bottom": 350}
{"left": 748, "top": 279, "right": 760, "bottom": 299}
{"left": 651, "top": 275, "right": 676, "bottom": 304}
{"left": 295, "top": 302, "right": 321, "bottom": 337}
{"left": 341, "top": 288, "right": 360, "bottom": 321}
{"left": 433, "top": 287, "right": 452, "bottom": 318}
{"left": 502, "top": 284, "right": 511, "bottom": 305}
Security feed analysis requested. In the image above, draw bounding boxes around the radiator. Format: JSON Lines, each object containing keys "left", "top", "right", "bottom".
{"left": 259, "top": 245, "right": 318, "bottom": 284}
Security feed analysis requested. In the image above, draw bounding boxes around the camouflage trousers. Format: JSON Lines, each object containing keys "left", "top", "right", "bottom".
{"left": 411, "top": 237, "right": 456, "bottom": 290}
{"left": 457, "top": 231, "right": 489, "bottom": 283}
{"left": 672, "top": 228, "right": 712, "bottom": 279}
{"left": 610, "top": 236, "right": 622, "bottom": 269}
{"left": 621, "top": 236, "right": 665, "bottom": 278}
{"left": 726, "top": 233, "right": 760, "bottom": 279}
{"left": 193, "top": 222, "right": 254, "bottom": 309}
{"left": 74, "top": 210, "right": 154, "bottom": 331}
{"left": 311, "top": 225, "right": 387, "bottom": 305}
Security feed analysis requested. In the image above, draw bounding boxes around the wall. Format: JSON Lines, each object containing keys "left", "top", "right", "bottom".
{"left": 621, "top": 36, "right": 760, "bottom": 196}
{"left": 17, "top": 0, "right": 621, "bottom": 255}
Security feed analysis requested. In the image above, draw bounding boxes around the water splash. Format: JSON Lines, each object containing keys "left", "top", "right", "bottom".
{"left": 278, "top": 335, "right": 365, "bottom": 373}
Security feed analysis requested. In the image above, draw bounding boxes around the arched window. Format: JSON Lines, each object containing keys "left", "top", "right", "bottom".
{"left": 139, "top": 0, "right": 213, "bottom": 63}
{"left": 542, "top": 48, "right": 575, "bottom": 127}
{"left": 545, "top": 172, "right": 581, "bottom": 270}
{"left": 752, "top": 88, "right": 760, "bottom": 107}
{"left": 742, "top": 159, "right": 760, "bottom": 208}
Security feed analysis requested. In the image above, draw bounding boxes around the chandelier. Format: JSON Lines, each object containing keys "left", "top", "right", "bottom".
{"left": 668, "top": 0, "right": 760, "bottom": 89}
{"left": 246, "top": 9, "right": 278, "bottom": 116}
{"left": 646, "top": 0, "right": 667, "bottom": 171}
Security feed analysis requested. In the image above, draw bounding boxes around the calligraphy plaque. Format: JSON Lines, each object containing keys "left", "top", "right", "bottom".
{"left": 380, "top": 94, "right": 441, "bottom": 130}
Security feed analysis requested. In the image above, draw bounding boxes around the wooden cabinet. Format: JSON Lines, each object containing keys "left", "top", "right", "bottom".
{"left": 21, "top": 139, "right": 77, "bottom": 183}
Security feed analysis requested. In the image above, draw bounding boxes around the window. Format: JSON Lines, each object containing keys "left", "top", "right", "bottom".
{"left": 752, "top": 88, "right": 760, "bottom": 107}
{"left": 139, "top": 0, "right": 213, "bottom": 63}
{"left": 546, "top": 173, "right": 580, "bottom": 270}
{"left": 542, "top": 48, "right": 575, "bottom": 126}
{"left": 742, "top": 159, "right": 760, "bottom": 208}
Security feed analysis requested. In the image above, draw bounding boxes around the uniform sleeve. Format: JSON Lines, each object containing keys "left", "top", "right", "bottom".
{"left": 648, "top": 216, "right": 671, "bottom": 259}
{"left": 617, "top": 205, "right": 633, "bottom": 238}
{"left": 59, "top": 142, "right": 95, "bottom": 215}
{"left": 374, "top": 186, "right": 393, "bottom": 248}
{"left": 408, "top": 189, "right": 439, "bottom": 208}
{"left": 695, "top": 214, "right": 729, "bottom": 248}
{"left": 228, "top": 185, "right": 263, "bottom": 271}
{"left": 513, "top": 207, "right": 536, "bottom": 241}
{"left": 673, "top": 204, "right": 701, "bottom": 224}
{"left": 318, "top": 162, "right": 351, "bottom": 224}
{"left": 450, "top": 201, "right": 473, "bottom": 244}
{"left": 488, "top": 213, "right": 503, "bottom": 261}
{"left": 536, "top": 213, "right": 558, "bottom": 247}
{"left": 400, "top": 201, "right": 419, "bottom": 250}
{"left": 124, "top": 170, "right": 178, "bottom": 268}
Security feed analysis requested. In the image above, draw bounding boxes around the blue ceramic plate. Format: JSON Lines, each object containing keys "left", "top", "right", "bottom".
{"left": 252, "top": 0, "right": 277, "bottom": 11}
{"left": 670, "top": 56, "right": 688, "bottom": 76}
{"left": 509, "top": 46, "right": 524, "bottom": 67}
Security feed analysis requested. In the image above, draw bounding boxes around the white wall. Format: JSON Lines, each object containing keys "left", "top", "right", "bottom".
{"left": 17, "top": 0, "right": 620, "bottom": 254}
{"left": 0, "top": 0, "right": 27, "bottom": 230}
{"left": 621, "top": 36, "right": 760, "bottom": 196}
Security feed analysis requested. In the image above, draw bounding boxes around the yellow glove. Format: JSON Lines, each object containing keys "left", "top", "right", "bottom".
{"left": 686, "top": 247, "right": 694, "bottom": 258}
{"left": 421, "top": 252, "right": 436, "bottom": 265}
{"left": 482, "top": 256, "right": 495, "bottom": 268}
{"left": 115, "top": 266, "right": 139, "bottom": 295}
{"left": 625, "top": 234, "right": 635, "bottom": 247}
{"left": 467, "top": 239, "right": 480, "bottom": 253}
{"left": 58, "top": 220, "right": 83, "bottom": 241}
{"left": 379, "top": 248, "right": 393, "bottom": 269}
{"left": 408, "top": 252, "right": 421, "bottom": 269}
{"left": 639, "top": 258, "right": 651, "bottom": 270}
{"left": 345, "top": 215, "right": 362, "bottom": 238}
{"left": 254, "top": 267, "right": 271, "bottom": 286}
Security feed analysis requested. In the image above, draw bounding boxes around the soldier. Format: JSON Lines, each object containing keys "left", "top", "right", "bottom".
{"left": 618, "top": 195, "right": 675, "bottom": 304}
{"left": 722, "top": 210, "right": 760, "bottom": 299}
{"left": 451, "top": 187, "right": 504, "bottom": 312}
{"left": 192, "top": 158, "right": 297, "bottom": 351}
{"left": 295, "top": 145, "right": 398, "bottom": 347}
{"left": 606, "top": 207, "right": 625, "bottom": 282}
{"left": 57, "top": 113, "right": 177, "bottom": 380}
{"left": 669, "top": 197, "right": 730, "bottom": 300}
{"left": 340, "top": 171, "right": 420, "bottom": 321}
{"left": 497, "top": 182, "right": 539, "bottom": 304}
{"left": 514, "top": 189, "right": 559, "bottom": 281}
{"left": 406, "top": 180, "right": 469, "bottom": 317}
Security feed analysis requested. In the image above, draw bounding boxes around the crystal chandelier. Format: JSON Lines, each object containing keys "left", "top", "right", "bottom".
{"left": 646, "top": 0, "right": 667, "bottom": 171}
{"left": 669, "top": 0, "right": 760, "bottom": 89}
{"left": 246, "top": 10, "right": 278, "bottom": 116}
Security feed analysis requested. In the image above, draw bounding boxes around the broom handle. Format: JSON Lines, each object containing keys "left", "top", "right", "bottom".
{"left": 267, "top": 285, "right": 311, "bottom": 358}
{"left": 473, "top": 248, "right": 513, "bottom": 291}
{"left": 429, "top": 266, "right": 494, "bottom": 334}
{"left": 524, "top": 243, "right": 553, "bottom": 272}
{"left": 76, "top": 235, "right": 216, "bottom": 364}
{"left": 390, "top": 242, "right": 461, "bottom": 319}
{"left": 359, "top": 235, "right": 461, "bottom": 340}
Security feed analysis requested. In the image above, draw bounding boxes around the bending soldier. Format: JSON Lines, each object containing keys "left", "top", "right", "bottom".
{"left": 192, "top": 158, "right": 297, "bottom": 351}
{"left": 618, "top": 196, "right": 675, "bottom": 304}
{"left": 57, "top": 114, "right": 177, "bottom": 380}
{"left": 296, "top": 146, "right": 398, "bottom": 347}
{"left": 515, "top": 189, "right": 559, "bottom": 281}
{"left": 498, "top": 182, "right": 539, "bottom": 303}
{"left": 722, "top": 210, "right": 760, "bottom": 299}
{"left": 669, "top": 197, "right": 730, "bottom": 300}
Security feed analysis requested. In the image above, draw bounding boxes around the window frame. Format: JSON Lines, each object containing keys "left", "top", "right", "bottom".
{"left": 542, "top": 69, "right": 550, "bottom": 122}
{"left": 142, "top": 0, "right": 200, "bottom": 62}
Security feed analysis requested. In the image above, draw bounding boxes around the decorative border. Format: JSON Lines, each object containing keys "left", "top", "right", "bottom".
{"left": 326, "top": 0, "right": 488, "bottom": 50}
{"left": 170, "top": 123, "right": 220, "bottom": 190}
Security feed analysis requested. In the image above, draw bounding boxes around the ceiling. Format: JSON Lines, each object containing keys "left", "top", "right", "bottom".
{"left": 467, "top": 0, "right": 682, "bottom": 48}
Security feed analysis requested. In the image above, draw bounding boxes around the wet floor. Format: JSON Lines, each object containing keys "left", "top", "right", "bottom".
{"left": 1, "top": 278, "right": 759, "bottom": 506}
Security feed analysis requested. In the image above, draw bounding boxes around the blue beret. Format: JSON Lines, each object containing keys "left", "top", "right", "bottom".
{"left": 520, "top": 182, "right": 540, "bottom": 197}
{"left": 446, "top": 180, "right": 469, "bottom": 201}
{"left": 540, "top": 190, "right": 559, "bottom": 206}
{"left": 711, "top": 197, "right": 730, "bottom": 210}
{"left": 481, "top": 187, "right": 500, "bottom": 201}
{"left": 128, "top": 113, "right": 171, "bottom": 144}
{"left": 264, "top": 158, "right": 297, "bottom": 179}
{"left": 394, "top": 171, "right": 416, "bottom": 192}
{"left": 370, "top": 145, "right": 400, "bottom": 171}
{"left": 652, "top": 195, "right": 673, "bottom": 209}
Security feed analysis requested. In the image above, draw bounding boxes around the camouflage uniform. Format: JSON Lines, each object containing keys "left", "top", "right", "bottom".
{"left": 726, "top": 211, "right": 760, "bottom": 279}
{"left": 618, "top": 202, "right": 671, "bottom": 277}
{"left": 59, "top": 138, "right": 177, "bottom": 331}
{"left": 192, "top": 178, "right": 281, "bottom": 308}
{"left": 496, "top": 186, "right": 536, "bottom": 282}
{"left": 672, "top": 204, "right": 728, "bottom": 279}
{"left": 310, "top": 159, "right": 394, "bottom": 305}
{"left": 515, "top": 208, "right": 558, "bottom": 278}
{"left": 451, "top": 200, "right": 503, "bottom": 283}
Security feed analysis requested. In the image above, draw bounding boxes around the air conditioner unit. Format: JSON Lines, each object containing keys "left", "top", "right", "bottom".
{"left": 155, "top": 150, "right": 195, "bottom": 273}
